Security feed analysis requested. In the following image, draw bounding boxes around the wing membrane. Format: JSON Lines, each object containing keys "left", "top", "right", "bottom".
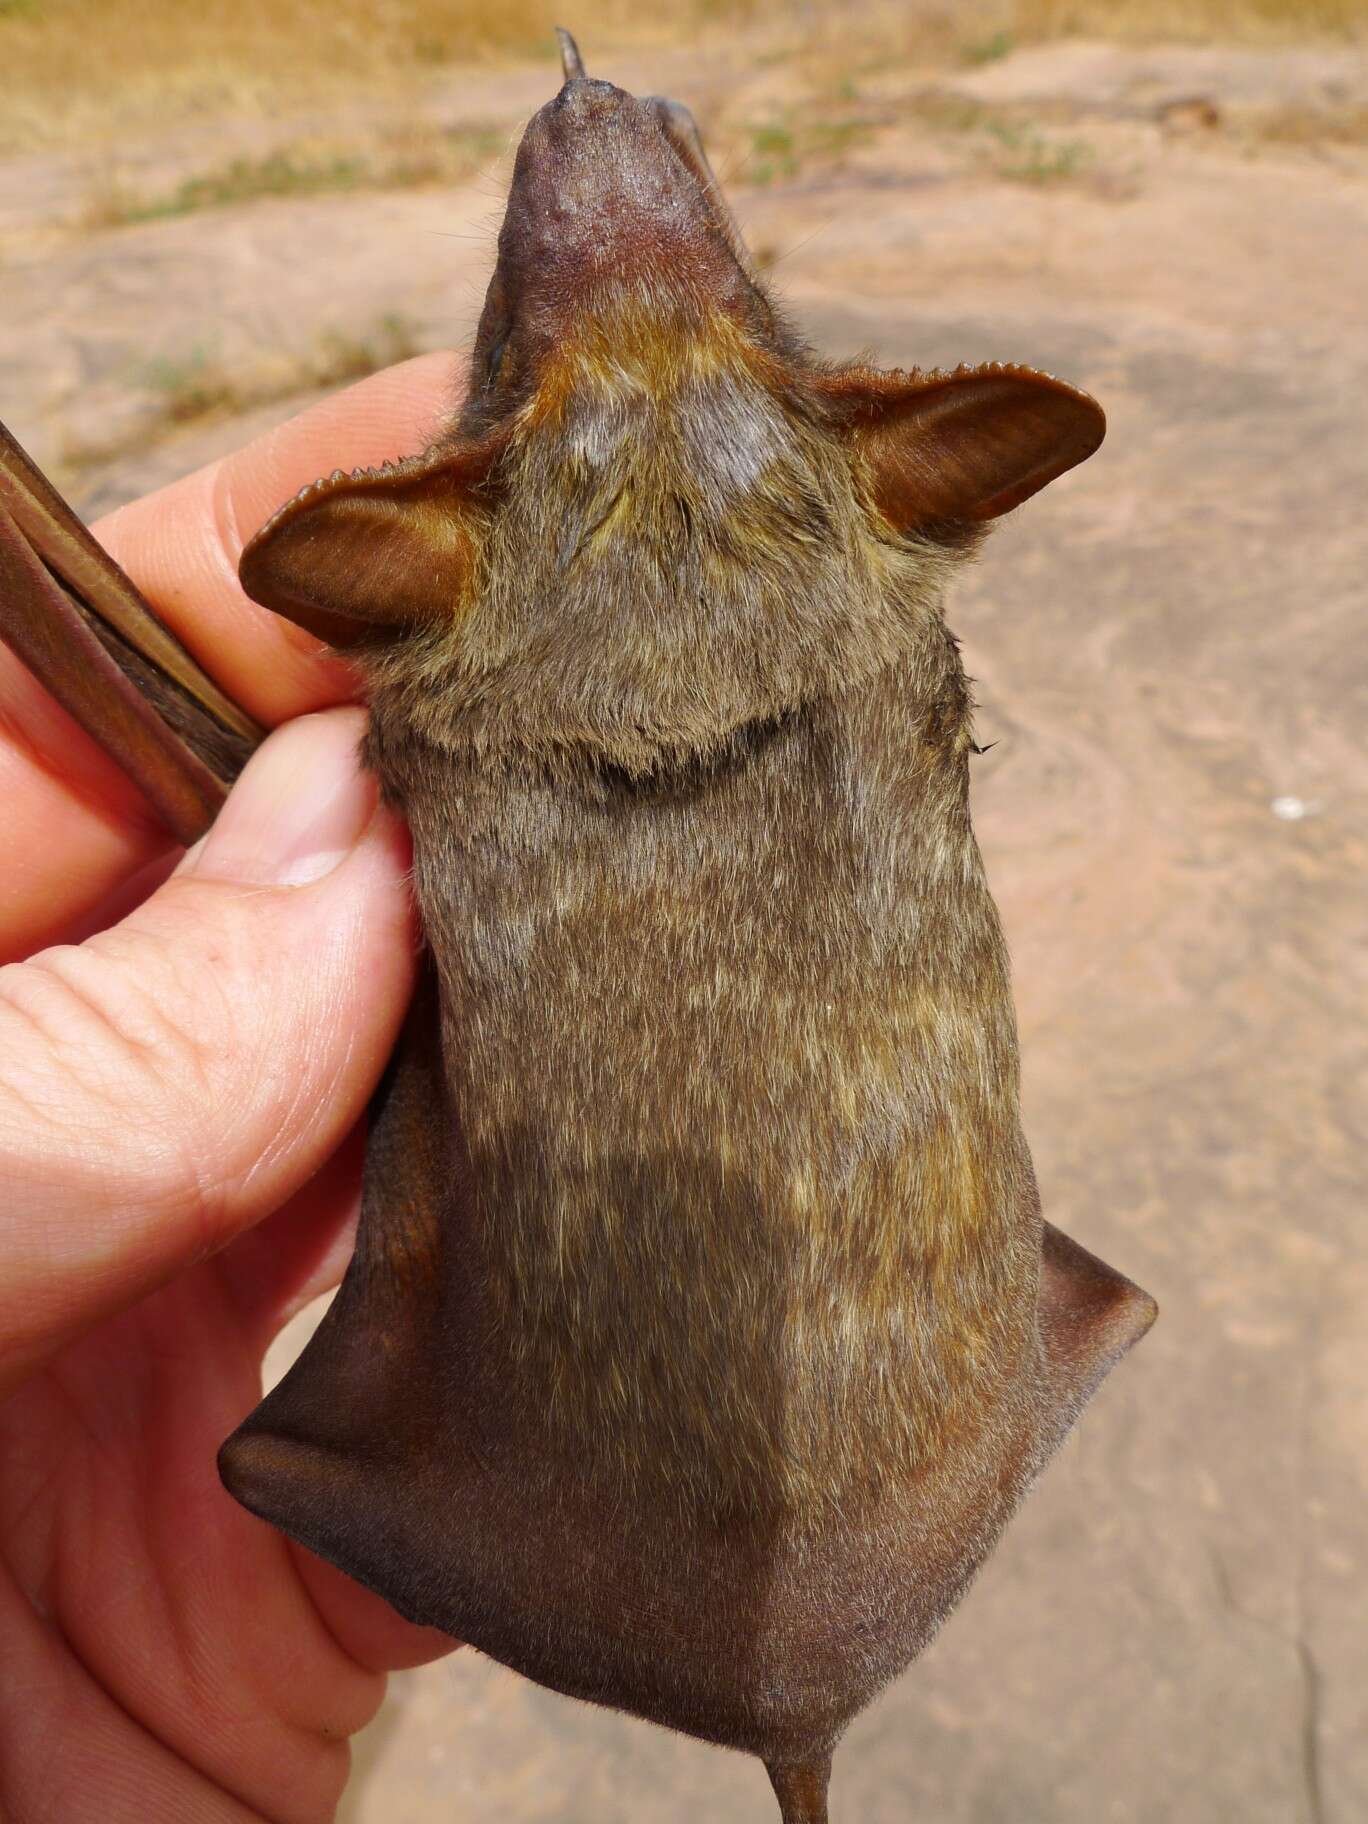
{"left": 0, "top": 421, "right": 263, "bottom": 844}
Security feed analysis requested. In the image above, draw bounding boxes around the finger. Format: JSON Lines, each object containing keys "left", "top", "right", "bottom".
{"left": 0, "top": 674, "right": 164, "bottom": 966}
{"left": 0, "top": 352, "right": 460, "bottom": 962}
{"left": 289, "top": 1546, "right": 460, "bottom": 1675}
{"left": 214, "top": 1121, "right": 367, "bottom": 1351}
{"left": 0, "top": 707, "right": 416, "bottom": 1395}
{"left": 96, "top": 351, "right": 461, "bottom": 727}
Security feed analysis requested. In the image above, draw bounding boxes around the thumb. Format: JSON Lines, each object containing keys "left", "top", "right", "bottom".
{"left": 0, "top": 708, "right": 415, "bottom": 1392}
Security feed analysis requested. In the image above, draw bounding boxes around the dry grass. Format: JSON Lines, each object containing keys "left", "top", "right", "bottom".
{"left": 4, "top": 0, "right": 1364, "bottom": 153}
{"left": 0, "top": 0, "right": 771, "bottom": 152}
{"left": 784, "top": 0, "right": 1365, "bottom": 74}
{"left": 1011, "top": 0, "right": 1368, "bottom": 38}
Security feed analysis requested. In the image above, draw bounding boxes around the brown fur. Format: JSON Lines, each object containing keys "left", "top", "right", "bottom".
{"left": 360, "top": 313, "right": 1032, "bottom": 1528}
{"left": 216, "top": 45, "right": 1156, "bottom": 1823}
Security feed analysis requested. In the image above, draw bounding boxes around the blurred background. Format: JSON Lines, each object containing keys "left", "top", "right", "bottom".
{"left": 4, "top": 0, "right": 1365, "bottom": 1818}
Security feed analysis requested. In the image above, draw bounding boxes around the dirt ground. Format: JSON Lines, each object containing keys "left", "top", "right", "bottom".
{"left": 3, "top": 26, "right": 1365, "bottom": 1824}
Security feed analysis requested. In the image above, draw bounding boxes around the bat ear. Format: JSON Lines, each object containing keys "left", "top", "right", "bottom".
{"left": 239, "top": 433, "right": 506, "bottom": 647}
{"left": 816, "top": 362, "right": 1105, "bottom": 535}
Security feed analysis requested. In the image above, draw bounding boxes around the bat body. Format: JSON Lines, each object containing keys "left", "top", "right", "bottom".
{"left": 0, "top": 35, "right": 1155, "bottom": 1822}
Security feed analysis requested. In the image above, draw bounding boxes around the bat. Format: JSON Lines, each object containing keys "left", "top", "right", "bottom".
{"left": 0, "top": 32, "right": 1156, "bottom": 1823}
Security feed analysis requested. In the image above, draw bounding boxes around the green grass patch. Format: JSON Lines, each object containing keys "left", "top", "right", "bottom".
{"left": 742, "top": 109, "right": 876, "bottom": 186}
{"left": 85, "top": 127, "right": 506, "bottom": 229}
{"left": 140, "top": 348, "right": 239, "bottom": 423}
{"left": 984, "top": 118, "right": 1093, "bottom": 182}
{"left": 115, "top": 151, "right": 367, "bottom": 224}
{"left": 133, "top": 313, "right": 427, "bottom": 437}
{"left": 904, "top": 90, "right": 1095, "bottom": 185}
{"left": 962, "top": 28, "right": 1015, "bottom": 63}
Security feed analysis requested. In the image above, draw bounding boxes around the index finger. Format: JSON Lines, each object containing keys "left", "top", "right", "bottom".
{"left": 1, "top": 352, "right": 460, "bottom": 961}
{"left": 97, "top": 350, "right": 463, "bottom": 727}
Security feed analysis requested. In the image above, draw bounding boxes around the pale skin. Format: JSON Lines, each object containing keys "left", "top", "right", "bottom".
{"left": 0, "top": 356, "right": 465, "bottom": 1823}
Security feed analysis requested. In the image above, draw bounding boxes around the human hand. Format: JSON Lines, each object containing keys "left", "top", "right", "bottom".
{"left": 0, "top": 357, "right": 463, "bottom": 1822}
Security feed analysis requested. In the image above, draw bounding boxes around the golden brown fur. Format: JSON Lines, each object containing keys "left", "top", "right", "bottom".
{"left": 361, "top": 302, "right": 1035, "bottom": 1528}
{"left": 221, "top": 49, "right": 1155, "bottom": 1823}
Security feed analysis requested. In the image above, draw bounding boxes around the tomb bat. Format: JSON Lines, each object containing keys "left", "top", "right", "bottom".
{"left": 0, "top": 31, "right": 1156, "bottom": 1823}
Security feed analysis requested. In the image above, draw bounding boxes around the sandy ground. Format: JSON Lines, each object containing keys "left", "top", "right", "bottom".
{"left": 3, "top": 31, "right": 1366, "bottom": 1823}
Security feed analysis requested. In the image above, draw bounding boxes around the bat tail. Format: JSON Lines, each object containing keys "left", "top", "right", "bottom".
{"left": 766, "top": 1753, "right": 833, "bottom": 1823}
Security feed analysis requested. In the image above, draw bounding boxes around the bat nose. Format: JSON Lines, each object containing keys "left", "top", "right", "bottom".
{"left": 555, "top": 76, "right": 626, "bottom": 118}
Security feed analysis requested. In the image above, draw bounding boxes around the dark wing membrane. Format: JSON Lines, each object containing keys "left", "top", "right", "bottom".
{"left": 0, "top": 421, "right": 263, "bottom": 844}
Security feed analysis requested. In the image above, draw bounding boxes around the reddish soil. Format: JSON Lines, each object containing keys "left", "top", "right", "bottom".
{"left": 4, "top": 33, "right": 1365, "bottom": 1822}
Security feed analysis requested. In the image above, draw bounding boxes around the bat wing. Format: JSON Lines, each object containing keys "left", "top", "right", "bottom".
{"left": 0, "top": 420, "right": 263, "bottom": 844}
{"left": 1037, "top": 1220, "right": 1157, "bottom": 1452}
{"left": 218, "top": 959, "right": 458, "bottom": 1594}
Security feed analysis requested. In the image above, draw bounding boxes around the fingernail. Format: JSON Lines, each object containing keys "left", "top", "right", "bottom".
{"left": 189, "top": 708, "right": 378, "bottom": 887}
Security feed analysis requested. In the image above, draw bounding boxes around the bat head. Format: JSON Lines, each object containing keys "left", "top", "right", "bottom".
{"left": 239, "top": 35, "right": 1105, "bottom": 773}
{"left": 460, "top": 73, "right": 775, "bottom": 428}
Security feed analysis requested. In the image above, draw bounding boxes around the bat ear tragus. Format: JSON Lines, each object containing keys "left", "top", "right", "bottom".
{"left": 812, "top": 361, "right": 1105, "bottom": 537}
{"left": 239, "top": 432, "right": 508, "bottom": 648}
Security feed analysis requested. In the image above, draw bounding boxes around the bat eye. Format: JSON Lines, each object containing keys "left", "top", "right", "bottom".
{"left": 487, "top": 336, "right": 507, "bottom": 386}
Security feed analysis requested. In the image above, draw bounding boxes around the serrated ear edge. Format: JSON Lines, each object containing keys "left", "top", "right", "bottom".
{"left": 810, "top": 360, "right": 1106, "bottom": 531}
{"left": 239, "top": 430, "right": 508, "bottom": 647}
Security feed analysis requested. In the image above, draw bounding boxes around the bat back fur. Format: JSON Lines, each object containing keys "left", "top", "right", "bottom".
{"left": 219, "top": 46, "right": 1156, "bottom": 1817}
